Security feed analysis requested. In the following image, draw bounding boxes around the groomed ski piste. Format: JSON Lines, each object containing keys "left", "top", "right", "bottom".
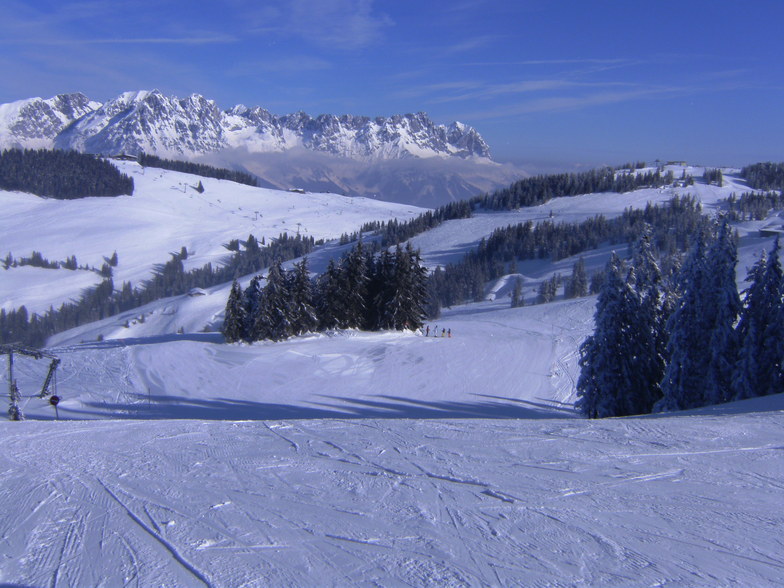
{"left": 1, "top": 162, "right": 783, "bottom": 586}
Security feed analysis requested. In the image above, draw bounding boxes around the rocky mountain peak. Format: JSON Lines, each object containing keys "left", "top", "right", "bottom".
{"left": 1, "top": 90, "right": 493, "bottom": 162}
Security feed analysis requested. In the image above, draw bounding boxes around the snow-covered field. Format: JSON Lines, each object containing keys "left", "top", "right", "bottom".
{"left": 3, "top": 399, "right": 783, "bottom": 586}
{"left": 2, "top": 164, "right": 784, "bottom": 586}
{"left": 0, "top": 161, "right": 425, "bottom": 314}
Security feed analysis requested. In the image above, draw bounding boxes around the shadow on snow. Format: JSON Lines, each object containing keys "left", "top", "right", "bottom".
{"left": 59, "top": 391, "right": 578, "bottom": 421}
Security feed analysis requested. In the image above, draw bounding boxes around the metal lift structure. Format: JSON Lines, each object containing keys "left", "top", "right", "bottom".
{"left": 1, "top": 344, "right": 61, "bottom": 420}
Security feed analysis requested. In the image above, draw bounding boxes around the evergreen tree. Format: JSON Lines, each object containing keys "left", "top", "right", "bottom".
{"left": 759, "top": 239, "right": 784, "bottom": 396}
{"left": 566, "top": 257, "right": 588, "bottom": 298}
{"left": 222, "top": 280, "right": 247, "bottom": 343}
{"left": 367, "top": 249, "right": 396, "bottom": 330}
{"left": 626, "top": 228, "right": 668, "bottom": 414}
{"left": 733, "top": 238, "right": 784, "bottom": 399}
{"left": 656, "top": 230, "right": 711, "bottom": 412}
{"left": 339, "top": 242, "right": 370, "bottom": 329}
{"left": 316, "top": 259, "right": 344, "bottom": 330}
{"left": 288, "top": 258, "right": 318, "bottom": 336}
{"left": 397, "top": 243, "right": 429, "bottom": 330}
{"left": 576, "top": 253, "right": 638, "bottom": 418}
{"left": 702, "top": 220, "right": 742, "bottom": 404}
{"left": 511, "top": 277, "right": 524, "bottom": 308}
{"left": 253, "top": 260, "right": 293, "bottom": 341}
{"left": 243, "top": 276, "right": 264, "bottom": 340}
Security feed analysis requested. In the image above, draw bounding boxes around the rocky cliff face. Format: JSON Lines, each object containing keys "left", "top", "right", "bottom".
{"left": 0, "top": 93, "right": 100, "bottom": 150}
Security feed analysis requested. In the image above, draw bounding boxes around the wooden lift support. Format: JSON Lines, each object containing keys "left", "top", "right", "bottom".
{"left": 1, "top": 344, "right": 61, "bottom": 421}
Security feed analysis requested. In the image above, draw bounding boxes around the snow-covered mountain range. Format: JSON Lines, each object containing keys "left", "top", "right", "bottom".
{"left": 1, "top": 90, "right": 491, "bottom": 161}
{"left": 0, "top": 90, "right": 521, "bottom": 206}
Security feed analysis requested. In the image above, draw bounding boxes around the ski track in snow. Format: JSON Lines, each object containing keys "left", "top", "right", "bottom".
{"left": 1, "top": 414, "right": 783, "bottom": 586}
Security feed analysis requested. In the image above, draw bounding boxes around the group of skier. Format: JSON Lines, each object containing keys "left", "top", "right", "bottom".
{"left": 424, "top": 325, "right": 451, "bottom": 338}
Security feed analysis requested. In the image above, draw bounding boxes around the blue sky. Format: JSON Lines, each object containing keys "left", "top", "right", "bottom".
{"left": 1, "top": 0, "right": 782, "bottom": 168}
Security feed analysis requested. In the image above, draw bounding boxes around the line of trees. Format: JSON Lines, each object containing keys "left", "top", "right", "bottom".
{"left": 741, "top": 162, "right": 784, "bottom": 191}
{"left": 427, "top": 196, "right": 707, "bottom": 310}
{"left": 0, "top": 148, "right": 134, "bottom": 198}
{"left": 577, "top": 220, "right": 783, "bottom": 418}
{"left": 137, "top": 153, "right": 259, "bottom": 187}
{"left": 474, "top": 167, "right": 674, "bottom": 211}
{"left": 0, "top": 233, "right": 314, "bottom": 347}
{"left": 703, "top": 168, "right": 724, "bottom": 186}
{"left": 346, "top": 167, "right": 678, "bottom": 252}
{"left": 3, "top": 250, "right": 118, "bottom": 272}
{"left": 223, "top": 242, "right": 429, "bottom": 342}
{"left": 725, "top": 191, "right": 784, "bottom": 221}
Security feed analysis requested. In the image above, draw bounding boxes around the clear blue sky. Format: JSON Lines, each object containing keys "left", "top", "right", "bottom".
{"left": 1, "top": 0, "right": 782, "bottom": 168}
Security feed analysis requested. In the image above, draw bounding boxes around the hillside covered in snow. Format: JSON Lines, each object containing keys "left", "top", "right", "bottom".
{"left": 1, "top": 160, "right": 783, "bottom": 586}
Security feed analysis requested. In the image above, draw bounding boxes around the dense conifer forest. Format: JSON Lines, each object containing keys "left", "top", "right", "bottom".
{"left": 577, "top": 221, "right": 784, "bottom": 418}
{"left": 741, "top": 162, "right": 784, "bottom": 190}
{"left": 0, "top": 148, "right": 134, "bottom": 198}
{"left": 223, "top": 242, "right": 429, "bottom": 343}
{"left": 725, "top": 191, "right": 784, "bottom": 221}
{"left": 137, "top": 153, "right": 259, "bottom": 187}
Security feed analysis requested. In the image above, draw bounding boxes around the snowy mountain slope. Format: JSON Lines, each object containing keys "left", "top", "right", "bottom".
{"left": 0, "top": 163, "right": 757, "bottom": 317}
{"left": 4, "top": 165, "right": 778, "bottom": 424}
{"left": 3, "top": 164, "right": 784, "bottom": 586}
{"left": 1, "top": 160, "right": 426, "bottom": 314}
{"left": 2, "top": 401, "right": 782, "bottom": 586}
{"left": 7, "top": 294, "right": 589, "bottom": 421}
{"left": 0, "top": 93, "right": 99, "bottom": 150}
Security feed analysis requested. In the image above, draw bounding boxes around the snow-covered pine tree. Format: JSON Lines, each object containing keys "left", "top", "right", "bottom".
{"left": 733, "top": 238, "right": 783, "bottom": 399}
{"left": 576, "top": 253, "right": 638, "bottom": 418}
{"left": 288, "top": 258, "right": 318, "bottom": 336}
{"left": 759, "top": 238, "right": 784, "bottom": 396}
{"left": 399, "top": 243, "right": 429, "bottom": 331}
{"left": 656, "top": 230, "right": 711, "bottom": 412}
{"left": 368, "top": 248, "right": 396, "bottom": 330}
{"left": 242, "top": 275, "right": 263, "bottom": 339}
{"left": 222, "top": 280, "right": 247, "bottom": 343}
{"left": 703, "top": 219, "right": 742, "bottom": 405}
{"left": 252, "top": 260, "right": 293, "bottom": 341}
{"left": 566, "top": 257, "right": 588, "bottom": 298}
{"left": 733, "top": 252, "right": 767, "bottom": 399}
{"left": 624, "top": 228, "right": 668, "bottom": 414}
{"left": 316, "top": 259, "right": 344, "bottom": 330}
{"left": 379, "top": 245, "right": 410, "bottom": 330}
{"left": 339, "top": 242, "right": 370, "bottom": 329}
{"left": 511, "top": 277, "right": 524, "bottom": 308}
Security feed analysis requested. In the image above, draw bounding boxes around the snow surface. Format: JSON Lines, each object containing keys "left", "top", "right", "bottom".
{"left": 2, "top": 165, "right": 784, "bottom": 586}
{"left": 2, "top": 402, "right": 783, "bottom": 586}
{"left": 1, "top": 161, "right": 425, "bottom": 314}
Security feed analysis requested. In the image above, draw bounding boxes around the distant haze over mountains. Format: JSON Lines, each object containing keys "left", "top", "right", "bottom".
{"left": 0, "top": 90, "right": 525, "bottom": 206}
